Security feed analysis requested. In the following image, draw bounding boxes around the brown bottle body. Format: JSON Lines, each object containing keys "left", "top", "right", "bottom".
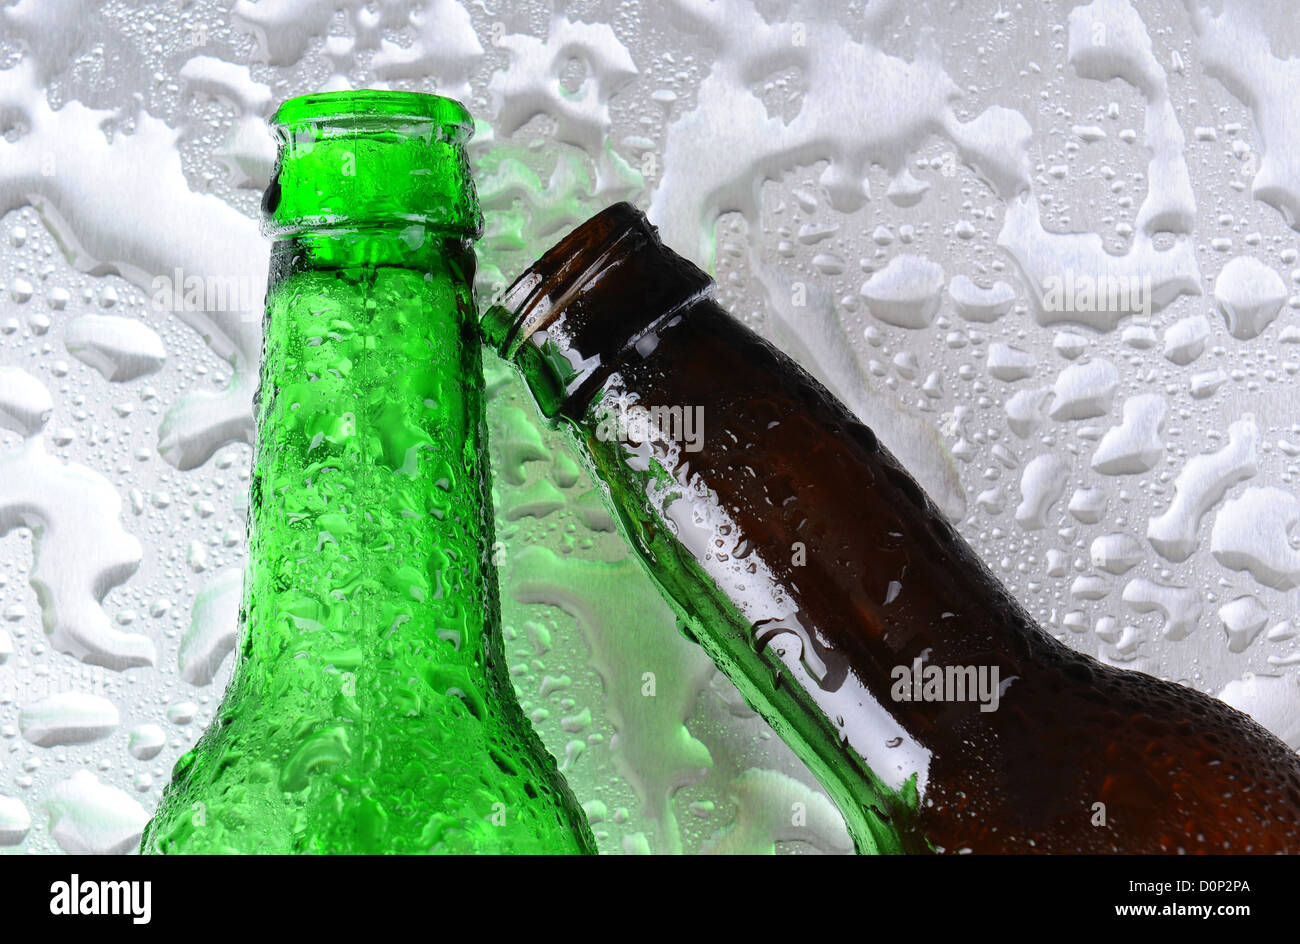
{"left": 487, "top": 202, "right": 1300, "bottom": 853}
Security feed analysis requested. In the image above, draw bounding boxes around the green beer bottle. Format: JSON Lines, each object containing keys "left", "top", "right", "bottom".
{"left": 142, "top": 91, "right": 594, "bottom": 854}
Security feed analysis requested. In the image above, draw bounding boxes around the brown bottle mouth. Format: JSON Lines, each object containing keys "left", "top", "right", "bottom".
{"left": 481, "top": 202, "right": 652, "bottom": 358}
{"left": 481, "top": 201, "right": 713, "bottom": 419}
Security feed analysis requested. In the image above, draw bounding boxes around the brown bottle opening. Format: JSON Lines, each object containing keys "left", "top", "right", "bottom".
{"left": 482, "top": 202, "right": 712, "bottom": 417}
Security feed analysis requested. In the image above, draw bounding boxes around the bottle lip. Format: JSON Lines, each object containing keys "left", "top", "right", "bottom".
{"left": 272, "top": 90, "right": 475, "bottom": 138}
{"left": 264, "top": 89, "right": 483, "bottom": 240}
{"left": 482, "top": 202, "right": 714, "bottom": 420}
{"left": 483, "top": 202, "right": 648, "bottom": 358}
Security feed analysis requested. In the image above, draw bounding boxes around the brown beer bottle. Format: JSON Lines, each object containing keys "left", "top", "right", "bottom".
{"left": 483, "top": 202, "right": 1300, "bottom": 854}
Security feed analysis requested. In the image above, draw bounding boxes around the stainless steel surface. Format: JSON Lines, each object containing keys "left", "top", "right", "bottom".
{"left": 1, "top": 0, "right": 1297, "bottom": 854}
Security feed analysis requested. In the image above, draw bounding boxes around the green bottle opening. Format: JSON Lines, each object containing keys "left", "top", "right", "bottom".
{"left": 263, "top": 90, "right": 484, "bottom": 242}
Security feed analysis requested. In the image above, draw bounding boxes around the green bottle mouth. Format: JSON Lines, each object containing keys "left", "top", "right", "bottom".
{"left": 263, "top": 89, "right": 483, "bottom": 241}
{"left": 272, "top": 90, "right": 475, "bottom": 136}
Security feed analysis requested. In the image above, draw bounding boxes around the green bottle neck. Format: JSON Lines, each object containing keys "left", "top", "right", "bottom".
{"left": 268, "top": 228, "right": 476, "bottom": 280}
{"left": 245, "top": 90, "right": 490, "bottom": 683}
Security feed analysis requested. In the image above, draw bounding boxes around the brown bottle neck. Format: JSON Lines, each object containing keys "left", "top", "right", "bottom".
{"left": 482, "top": 202, "right": 713, "bottom": 418}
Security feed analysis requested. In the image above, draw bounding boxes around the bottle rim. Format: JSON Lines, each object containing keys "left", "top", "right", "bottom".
{"left": 482, "top": 202, "right": 713, "bottom": 420}
{"left": 482, "top": 202, "right": 647, "bottom": 358}
{"left": 263, "top": 89, "right": 482, "bottom": 240}
{"left": 272, "top": 90, "right": 475, "bottom": 138}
